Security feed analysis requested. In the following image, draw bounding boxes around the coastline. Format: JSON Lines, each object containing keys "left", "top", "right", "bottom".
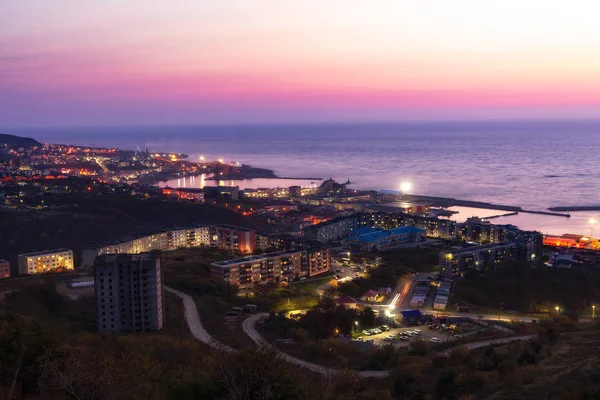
{"left": 205, "top": 175, "right": 322, "bottom": 181}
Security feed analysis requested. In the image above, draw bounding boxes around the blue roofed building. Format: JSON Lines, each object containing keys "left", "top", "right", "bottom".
{"left": 344, "top": 226, "right": 426, "bottom": 251}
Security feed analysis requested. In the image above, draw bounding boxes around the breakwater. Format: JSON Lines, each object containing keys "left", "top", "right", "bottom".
{"left": 549, "top": 206, "right": 600, "bottom": 212}
{"left": 401, "top": 194, "right": 570, "bottom": 218}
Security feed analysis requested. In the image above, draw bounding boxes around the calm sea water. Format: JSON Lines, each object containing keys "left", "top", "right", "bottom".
{"left": 11, "top": 121, "right": 600, "bottom": 235}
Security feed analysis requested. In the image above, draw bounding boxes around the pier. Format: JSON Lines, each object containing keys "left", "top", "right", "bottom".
{"left": 399, "top": 194, "right": 571, "bottom": 218}
{"left": 481, "top": 211, "right": 519, "bottom": 220}
{"left": 521, "top": 209, "right": 571, "bottom": 217}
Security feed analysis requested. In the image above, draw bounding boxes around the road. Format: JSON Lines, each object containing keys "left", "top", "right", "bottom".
{"left": 168, "top": 286, "right": 539, "bottom": 379}
{"left": 242, "top": 313, "right": 390, "bottom": 378}
{"left": 440, "top": 335, "right": 535, "bottom": 356}
{"left": 165, "top": 287, "right": 234, "bottom": 353}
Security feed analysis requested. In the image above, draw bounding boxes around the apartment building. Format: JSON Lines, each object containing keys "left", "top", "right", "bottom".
{"left": 209, "top": 225, "right": 255, "bottom": 253}
{"left": 0, "top": 259, "right": 10, "bottom": 278}
{"left": 439, "top": 242, "right": 517, "bottom": 279}
{"left": 305, "top": 216, "right": 359, "bottom": 243}
{"left": 18, "top": 249, "right": 74, "bottom": 275}
{"left": 94, "top": 253, "right": 164, "bottom": 333}
{"left": 83, "top": 227, "right": 212, "bottom": 266}
{"left": 344, "top": 226, "right": 426, "bottom": 251}
{"left": 211, "top": 248, "right": 331, "bottom": 289}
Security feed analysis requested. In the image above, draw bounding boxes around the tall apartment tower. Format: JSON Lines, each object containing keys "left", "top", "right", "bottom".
{"left": 94, "top": 252, "right": 164, "bottom": 333}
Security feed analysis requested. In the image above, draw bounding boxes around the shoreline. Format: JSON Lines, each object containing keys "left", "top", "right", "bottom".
{"left": 205, "top": 175, "right": 322, "bottom": 181}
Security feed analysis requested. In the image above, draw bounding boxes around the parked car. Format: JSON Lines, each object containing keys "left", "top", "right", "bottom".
{"left": 429, "top": 337, "right": 441, "bottom": 343}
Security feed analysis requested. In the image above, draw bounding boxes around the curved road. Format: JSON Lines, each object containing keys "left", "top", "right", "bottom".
{"left": 439, "top": 335, "right": 535, "bottom": 356}
{"left": 242, "top": 313, "right": 390, "bottom": 378}
{"left": 165, "top": 287, "right": 234, "bottom": 353}
{"left": 168, "top": 286, "right": 536, "bottom": 379}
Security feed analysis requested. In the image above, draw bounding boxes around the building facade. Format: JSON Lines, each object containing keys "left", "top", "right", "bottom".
{"left": 0, "top": 259, "right": 10, "bottom": 279}
{"left": 83, "top": 226, "right": 213, "bottom": 266}
{"left": 344, "top": 226, "right": 426, "bottom": 251}
{"left": 211, "top": 248, "right": 331, "bottom": 289}
{"left": 94, "top": 253, "right": 164, "bottom": 333}
{"left": 209, "top": 225, "right": 255, "bottom": 253}
{"left": 439, "top": 242, "right": 518, "bottom": 279}
{"left": 18, "top": 249, "right": 74, "bottom": 275}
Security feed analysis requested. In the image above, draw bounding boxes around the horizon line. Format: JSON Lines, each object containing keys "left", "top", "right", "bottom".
{"left": 5, "top": 117, "right": 600, "bottom": 131}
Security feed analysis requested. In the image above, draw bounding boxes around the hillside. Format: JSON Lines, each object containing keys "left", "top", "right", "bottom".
{"left": 0, "top": 133, "right": 42, "bottom": 147}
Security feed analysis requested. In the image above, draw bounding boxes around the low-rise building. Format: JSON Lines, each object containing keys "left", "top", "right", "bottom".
{"left": 0, "top": 259, "right": 10, "bottom": 278}
{"left": 161, "top": 187, "right": 204, "bottom": 201}
{"left": 17, "top": 249, "right": 74, "bottom": 275}
{"left": 211, "top": 248, "right": 331, "bottom": 289}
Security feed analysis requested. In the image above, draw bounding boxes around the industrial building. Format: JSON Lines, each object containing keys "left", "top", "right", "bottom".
{"left": 94, "top": 253, "right": 164, "bottom": 333}
{"left": 17, "top": 249, "right": 74, "bottom": 275}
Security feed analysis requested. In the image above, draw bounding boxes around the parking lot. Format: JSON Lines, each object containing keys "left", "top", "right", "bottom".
{"left": 357, "top": 324, "right": 450, "bottom": 347}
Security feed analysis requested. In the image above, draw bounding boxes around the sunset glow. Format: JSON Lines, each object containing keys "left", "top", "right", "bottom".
{"left": 3, "top": 0, "right": 600, "bottom": 125}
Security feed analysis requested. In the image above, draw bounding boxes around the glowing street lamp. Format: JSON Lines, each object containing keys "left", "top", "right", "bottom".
{"left": 555, "top": 306, "right": 560, "bottom": 315}
{"left": 590, "top": 218, "right": 598, "bottom": 240}
{"left": 592, "top": 305, "right": 596, "bottom": 322}
{"left": 400, "top": 181, "right": 413, "bottom": 194}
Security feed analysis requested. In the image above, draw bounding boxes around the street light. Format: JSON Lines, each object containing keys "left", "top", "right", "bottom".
{"left": 590, "top": 218, "right": 598, "bottom": 240}
{"left": 555, "top": 306, "right": 560, "bottom": 315}
{"left": 400, "top": 181, "right": 413, "bottom": 193}
{"left": 592, "top": 305, "right": 596, "bottom": 322}
{"left": 347, "top": 251, "right": 351, "bottom": 264}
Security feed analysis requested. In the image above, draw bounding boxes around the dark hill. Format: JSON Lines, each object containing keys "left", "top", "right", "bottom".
{"left": 0, "top": 133, "right": 42, "bottom": 147}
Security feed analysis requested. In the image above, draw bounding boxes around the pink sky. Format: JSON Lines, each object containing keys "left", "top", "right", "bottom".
{"left": 3, "top": 0, "right": 600, "bottom": 126}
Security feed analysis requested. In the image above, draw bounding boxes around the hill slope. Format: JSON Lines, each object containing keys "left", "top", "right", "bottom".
{"left": 0, "top": 133, "right": 42, "bottom": 147}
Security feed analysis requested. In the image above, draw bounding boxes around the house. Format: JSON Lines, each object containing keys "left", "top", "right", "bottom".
{"left": 336, "top": 296, "right": 358, "bottom": 309}
{"left": 361, "top": 290, "right": 379, "bottom": 302}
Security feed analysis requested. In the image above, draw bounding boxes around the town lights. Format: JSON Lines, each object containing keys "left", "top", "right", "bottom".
{"left": 400, "top": 181, "right": 413, "bottom": 193}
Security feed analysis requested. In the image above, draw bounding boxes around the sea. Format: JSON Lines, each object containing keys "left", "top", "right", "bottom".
{"left": 10, "top": 120, "right": 600, "bottom": 236}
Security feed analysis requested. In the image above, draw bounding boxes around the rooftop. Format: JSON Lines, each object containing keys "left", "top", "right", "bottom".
{"left": 19, "top": 248, "right": 72, "bottom": 257}
{"left": 443, "top": 242, "right": 516, "bottom": 255}
{"left": 212, "top": 249, "right": 304, "bottom": 268}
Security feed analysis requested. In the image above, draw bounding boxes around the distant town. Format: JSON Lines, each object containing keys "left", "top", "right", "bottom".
{"left": 2, "top": 132, "right": 599, "bottom": 399}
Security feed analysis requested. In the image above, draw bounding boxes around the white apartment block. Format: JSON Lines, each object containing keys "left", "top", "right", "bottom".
{"left": 18, "top": 249, "right": 74, "bottom": 275}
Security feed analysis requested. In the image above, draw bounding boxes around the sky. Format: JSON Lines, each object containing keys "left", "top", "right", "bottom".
{"left": 2, "top": 0, "right": 600, "bottom": 126}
